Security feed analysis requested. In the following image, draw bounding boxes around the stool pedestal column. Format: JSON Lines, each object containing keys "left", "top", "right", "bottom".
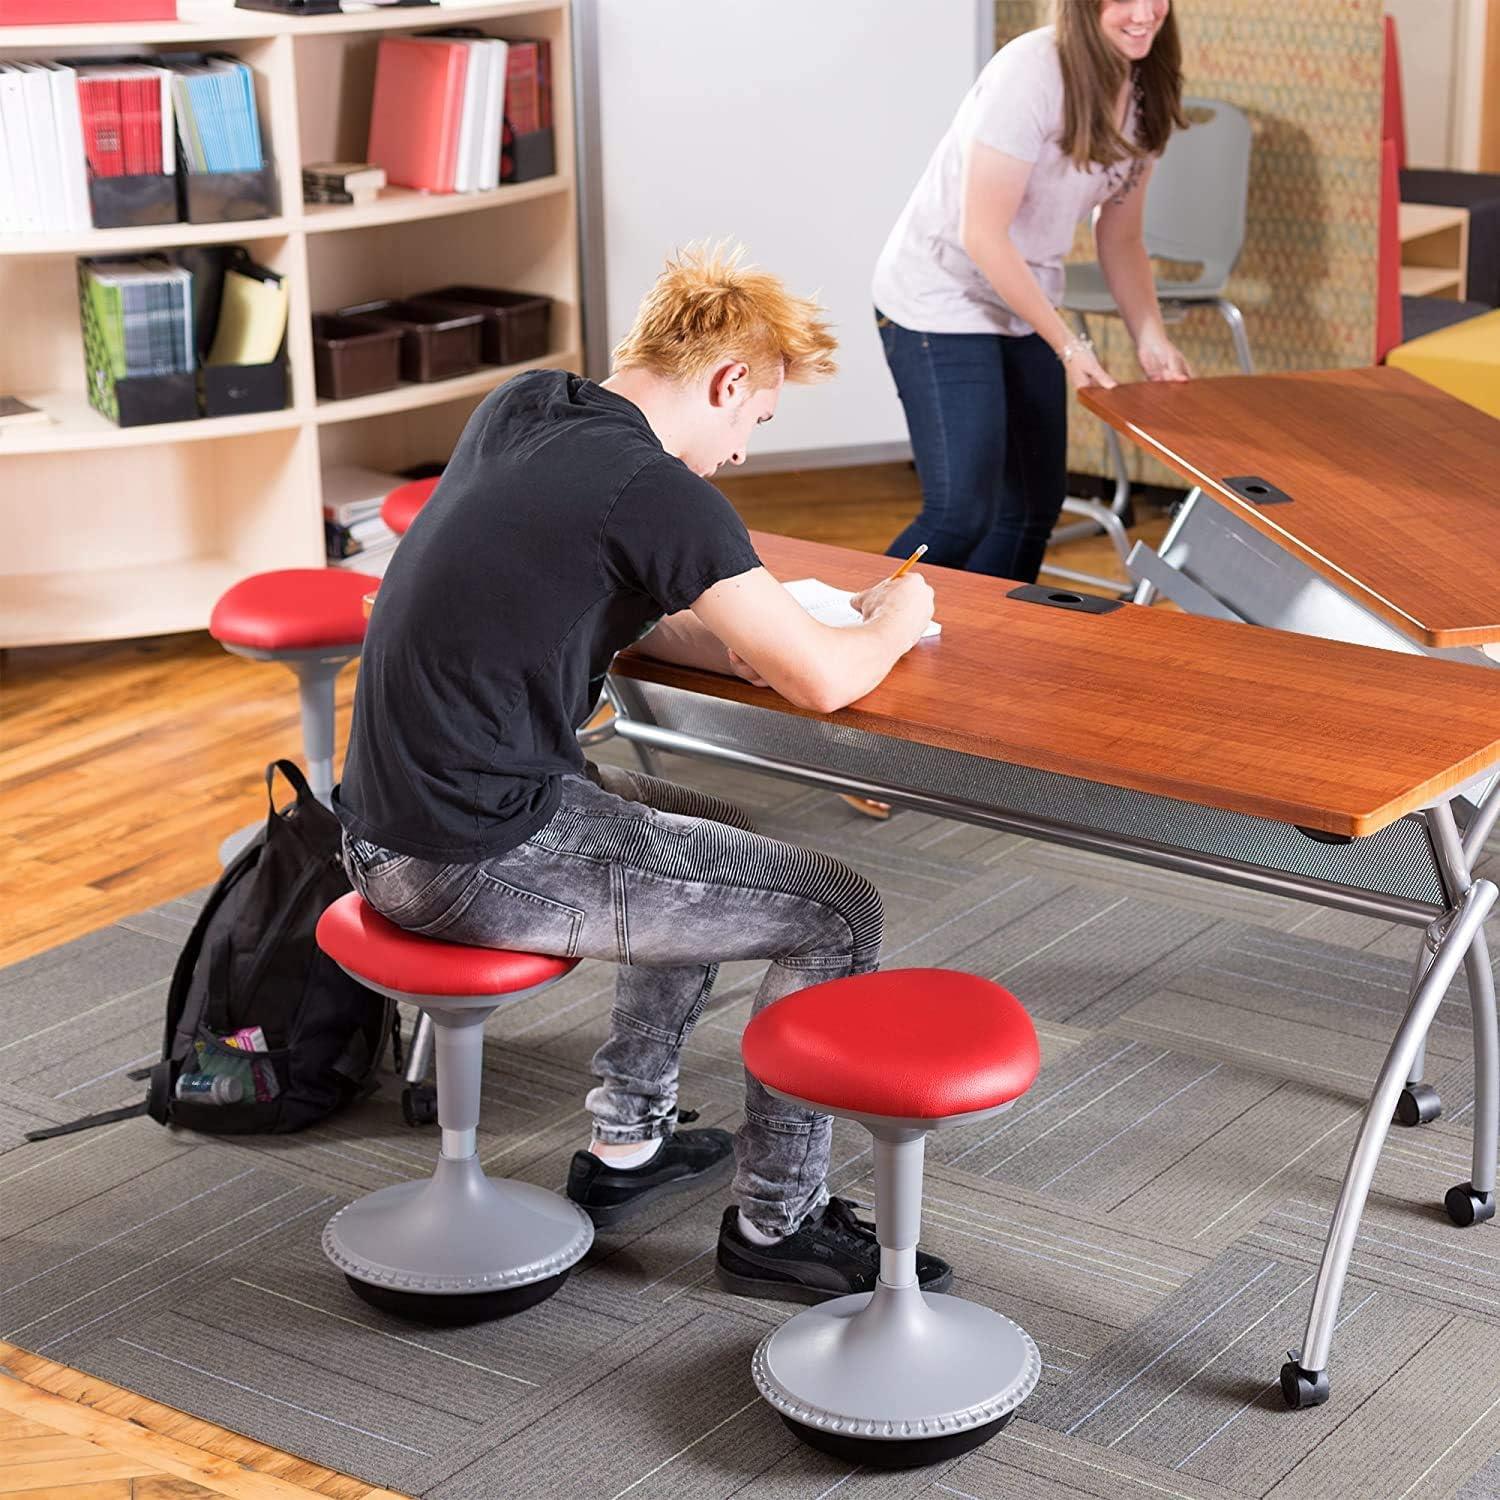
{"left": 322, "top": 991, "right": 593, "bottom": 1324}
{"left": 752, "top": 1122, "right": 1040, "bottom": 1469}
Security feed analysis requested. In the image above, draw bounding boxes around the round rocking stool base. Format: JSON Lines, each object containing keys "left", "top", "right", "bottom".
{"left": 344, "top": 1269, "right": 572, "bottom": 1326}
{"left": 323, "top": 1155, "right": 593, "bottom": 1327}
{"left": 753, "top": 1286, "right": 1040, "bottom": 1469}
{"left": 777, "top": 1410, "right": 1017, "bottom": 1471}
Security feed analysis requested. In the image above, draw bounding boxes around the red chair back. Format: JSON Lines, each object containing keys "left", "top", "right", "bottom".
{"left": 1382, "top": 15, "right": 1406, "bottom": 172}
{"left": 1376, "top": 138, "right": 1402, "bottom": 364}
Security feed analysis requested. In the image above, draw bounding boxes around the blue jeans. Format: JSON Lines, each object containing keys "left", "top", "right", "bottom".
{"left": 342, "top": 762, "right": 883, "bottom": 1236}
{"left": 878, "top": 310, "right": 1068, "bottom": 584}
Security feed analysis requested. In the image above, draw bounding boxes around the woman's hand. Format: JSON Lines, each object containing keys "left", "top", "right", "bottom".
{"left": 1063, "top": 345, "right": 1117, "bottom": 391}
{"left": 1136, "top": 330, "right": 1192, "bottom": 382}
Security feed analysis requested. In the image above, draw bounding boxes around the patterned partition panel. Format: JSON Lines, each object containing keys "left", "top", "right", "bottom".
{"left": 992, "top": 0, "right": 1383, "bottom": 486}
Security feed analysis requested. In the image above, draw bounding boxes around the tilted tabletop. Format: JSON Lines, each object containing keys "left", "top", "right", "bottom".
{"left": 1079, "top": 366, "right": 1500, "bottom": 650}
{"left": 612, "top": 532, "right": 1500, "bottom": 838}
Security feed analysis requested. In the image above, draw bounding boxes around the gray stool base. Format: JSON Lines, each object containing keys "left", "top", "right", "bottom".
{"left": 753, "top": 1283, "right": 1040, "bottom": 1468}
{"left": 324, "top": 1153, "right": 593, "bottom": 1324}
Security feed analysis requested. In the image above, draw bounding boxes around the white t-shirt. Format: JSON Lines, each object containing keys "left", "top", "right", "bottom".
{"left": 872, "top": 26, "right": 1142, "bottom": 337}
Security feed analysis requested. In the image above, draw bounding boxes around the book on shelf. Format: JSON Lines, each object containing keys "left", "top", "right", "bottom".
{"left": 321, "top": 462, "right": 405, "bottom": 526}
{"left": 0, "top": 0, "right": 177, "bottom": 22}
{"left": 504, "top": 40, "right": 550, "bottom": 136}
{"left": 0, "top": 395, "right": 53, "bottom": 429}
{"left": 0, "top": 52, "right": 264, "bottom": 237}
{"left": 78, "top": 254, "right": 195, "bottom": 422}
{"left": 366, "top": 33, "right": 507, "bottom": 195}
{"left": 302, "top": 161, "right": 385, "bottom": 207}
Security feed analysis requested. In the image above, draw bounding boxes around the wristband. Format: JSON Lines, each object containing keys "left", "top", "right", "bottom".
{"left": 1058, "top": 334, "right": 1095, "bottom": 365}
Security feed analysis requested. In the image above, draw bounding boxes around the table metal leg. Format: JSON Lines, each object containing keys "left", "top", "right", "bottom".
{"left": 604, "top": 677, "right": 660, "bottom": 778}
{"left": 1429, "top": 804, "right": 1500, "bottom": 1225}
{"left": 1282, "top": 874, "right": 1497, "bottom": 1407}
{"left": 1396, "top": 945, "right": 1442, "bottom": 1126}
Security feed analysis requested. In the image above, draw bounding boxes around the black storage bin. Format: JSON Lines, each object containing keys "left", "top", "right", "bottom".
{"left": 181, "top": 162, "right": 280, "bottom": 224}
{"left": 507, "top": 127, "right": 554, "bottom": 184}
{"left": 336, "top": 298, "right": 483, "bottom": 383}
{"left": 417, "top": 285, "right": 552, "bottom": 366}
{"left": 114, "top": 371, "right": 200, "bottom": 427}
{"left": 88, "top": 173, "right": 178, "bottom": 230}
{"left": 201, "top": 358, "right": 287, "bottom": 416}
{"left": 311, "top": 313, "right": 403, "bottom": 400}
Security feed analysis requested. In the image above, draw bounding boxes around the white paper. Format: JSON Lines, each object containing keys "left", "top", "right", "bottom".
{"left": 784, "top": 577, "right": 941, "bottom": 638}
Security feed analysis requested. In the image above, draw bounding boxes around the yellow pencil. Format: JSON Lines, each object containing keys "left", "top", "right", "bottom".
{"left": 884, "top": 543, "right": 928, "bottom": 582}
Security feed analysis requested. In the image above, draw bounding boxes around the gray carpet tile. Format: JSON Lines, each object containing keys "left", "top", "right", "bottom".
{"left": 1460, "top": 1452, "right": 1500, "bottom": 1500}
{"left": 1243, "top": 1186, "right": 1500, "bottom": 1329}
{"left": 934, "top": 1425, "right": 1239, "bottom": 1499}
{"left": 1027, "top": 1244, "right": 1451, "bottom": 1487}
{"left": 4, "top": 761, "right": 1500, "bottom": 1496}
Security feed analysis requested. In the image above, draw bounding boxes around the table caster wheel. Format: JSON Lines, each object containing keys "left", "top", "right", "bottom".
{"left": 1394, "top": 1084, "right": 1442, "bottom": 1126}
{"left": 1280, "top": 1360, "right": 1329, "bottom": 1409}
{"left": 776, "top": 1410, "right": 1016, "bottom": 1470}
{"left": 402, "top": 1082, "right": 438, "bottom": 1127}
{"left": 1444, "top": 1182, "right": 1496, "bottom": 1227}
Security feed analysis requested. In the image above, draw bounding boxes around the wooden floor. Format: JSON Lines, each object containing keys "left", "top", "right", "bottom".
{"left": 0, "top": 461, "right": 1165, "bottom": 1496}
{"left": 0, "top": 1341, "right": 405, "bottom": 1499}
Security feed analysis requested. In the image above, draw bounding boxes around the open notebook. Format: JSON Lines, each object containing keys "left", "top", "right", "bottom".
{"left": 784, "top": 578, "right": 942, "bottom": 639}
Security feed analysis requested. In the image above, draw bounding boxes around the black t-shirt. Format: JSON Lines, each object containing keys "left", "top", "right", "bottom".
{"left": 336, "top": 370, "right": 762, "bottom": 860}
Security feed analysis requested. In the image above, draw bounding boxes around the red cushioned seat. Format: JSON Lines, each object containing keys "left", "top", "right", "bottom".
{"left": 210, "top": 569, "right": 380, "bottom": 653}
{"left": 317, "top": 892, "right": 577, "bottom": 997}
{"left": 743, "top": 969, "right": 1038, "bottom": 1121}
{"left": 380, "top": 476, "right": 441, "bottom": 537}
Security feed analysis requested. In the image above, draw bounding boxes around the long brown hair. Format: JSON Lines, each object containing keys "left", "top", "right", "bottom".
{"left": 1055, "top": 0, "right": 1187, "bottom": 169}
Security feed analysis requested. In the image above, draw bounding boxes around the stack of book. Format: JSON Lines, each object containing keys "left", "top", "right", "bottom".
{"left": 302, "top": 161, "right": 386, "bottom": 208}
{"left": 78, "top": 255, "right": 194, "bottom": 420}
{"left": 323, "top": 463, "right": 404, "bottom": 575}
{"left": 366, "top": 33, "right": 511, "bottom": 194}
{"left": 0, "top": 53, "right": 266, "bottom": 236}
{"left": 0, "top": 60, "right": 109, "bottom": 235}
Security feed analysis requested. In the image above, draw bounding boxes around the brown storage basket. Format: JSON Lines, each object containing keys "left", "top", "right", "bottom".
{"left": 337, "top": 298, "right": 483, "bottom": 383}
{"left": 311, "top": 314, "right": 402, "bottom": 401}
{"left": 416, "top": 286, "right": 552, "bottom": 366}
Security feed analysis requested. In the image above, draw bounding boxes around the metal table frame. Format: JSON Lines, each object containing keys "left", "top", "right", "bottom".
{"left": 597, "top": 668, "right": 1498, "bottom": 1411}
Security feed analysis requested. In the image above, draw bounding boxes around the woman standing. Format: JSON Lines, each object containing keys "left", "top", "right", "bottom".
{"left": 872, "top": 0, "right": 1193, "bottom": 584}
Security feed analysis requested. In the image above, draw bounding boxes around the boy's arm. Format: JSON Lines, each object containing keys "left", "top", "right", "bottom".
{"left": 682, "top": 566, "right": 934, "bottom": 714}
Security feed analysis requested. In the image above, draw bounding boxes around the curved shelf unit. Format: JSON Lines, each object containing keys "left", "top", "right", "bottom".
{"left": 0, "top": 0, "right": 579, "bottom": 650}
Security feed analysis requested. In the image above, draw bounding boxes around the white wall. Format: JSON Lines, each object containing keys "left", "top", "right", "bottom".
{"left": 1384, "top": 0, "right": 1488, "bottom": 169}
{"left": 579, "top": 0, "right": 986, "bottom": 465}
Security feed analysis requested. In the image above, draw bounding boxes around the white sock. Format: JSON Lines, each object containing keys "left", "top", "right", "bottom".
{"left": 737, "top": 1210, "right": 786, "bottom": 1246}
{"left": 590, "top": 1136, "right": 662, "bottom": 1169}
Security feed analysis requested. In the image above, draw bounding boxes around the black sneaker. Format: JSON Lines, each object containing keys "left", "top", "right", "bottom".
{"left": 715, "top": 1196, "right": 954, "bottom": 1305}
{"left": 566, "top": 1114, "right": 734, "bottom": 1228}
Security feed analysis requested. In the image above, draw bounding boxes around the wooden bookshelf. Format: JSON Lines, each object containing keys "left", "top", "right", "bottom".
{"left": 0, "top": 0, "right": 580, "bottom": 648}
{"left": 1398, "top": 201, "right": 1469, "bottom": 301}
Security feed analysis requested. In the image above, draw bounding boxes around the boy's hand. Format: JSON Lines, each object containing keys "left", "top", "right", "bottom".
{"left": 851, "top": 572, "right": 935, "bottom": 646}
{"left": 727, "top": 648, "right": 769, "bottom": 687}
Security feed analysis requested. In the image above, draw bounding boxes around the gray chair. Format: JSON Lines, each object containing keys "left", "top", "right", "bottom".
{"left": 1047, "top": 97, "right": 1254, "bottom": 594}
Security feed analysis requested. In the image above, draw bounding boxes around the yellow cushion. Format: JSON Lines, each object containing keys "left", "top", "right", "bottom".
{"left": 1388, "top": 308, "right": 1500, "bottom": 421}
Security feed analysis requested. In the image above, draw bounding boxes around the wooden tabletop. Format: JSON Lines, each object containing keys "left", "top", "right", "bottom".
{"left": 613, "top": 533, "right": 1500, "bottom": 838}
{"left": 1078, "top": 367, "right": 1500, "bottom": 649}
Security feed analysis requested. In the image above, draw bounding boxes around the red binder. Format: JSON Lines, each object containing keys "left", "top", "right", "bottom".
{"left": 78, "top": 77, "right": 124, "bottom": 178}
{"left": 366, "top": 37, "right": 469, "bottom": 194}
{"left": 0, "top": 0, "right": 176, "bottom": 20}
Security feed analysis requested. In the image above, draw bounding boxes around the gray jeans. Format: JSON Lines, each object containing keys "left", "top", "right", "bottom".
{"left": 342, "top": 763, "right": 883, "bottom": 1235}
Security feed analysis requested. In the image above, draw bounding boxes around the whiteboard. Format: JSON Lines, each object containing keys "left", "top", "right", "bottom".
{"left": 576, "top": 0, "right": 990, "bottom": 465}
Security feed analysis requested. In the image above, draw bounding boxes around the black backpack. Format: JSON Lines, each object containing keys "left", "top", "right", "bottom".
{"left": 29, "top": 762, "right": 397, "bottom": 1142}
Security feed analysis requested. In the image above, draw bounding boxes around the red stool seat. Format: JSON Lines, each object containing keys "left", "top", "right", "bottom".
{"left": 210, "top": 569, "right": 380, "bottom": 653}
{"left": 744, "top": 969, "right": 1038, "bottom": 1121}
{"left": 317, "top": 892, "right": 577, "bottom": 997}
{"left": 380, "top": 476, "right": 441, "bottom": 537}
